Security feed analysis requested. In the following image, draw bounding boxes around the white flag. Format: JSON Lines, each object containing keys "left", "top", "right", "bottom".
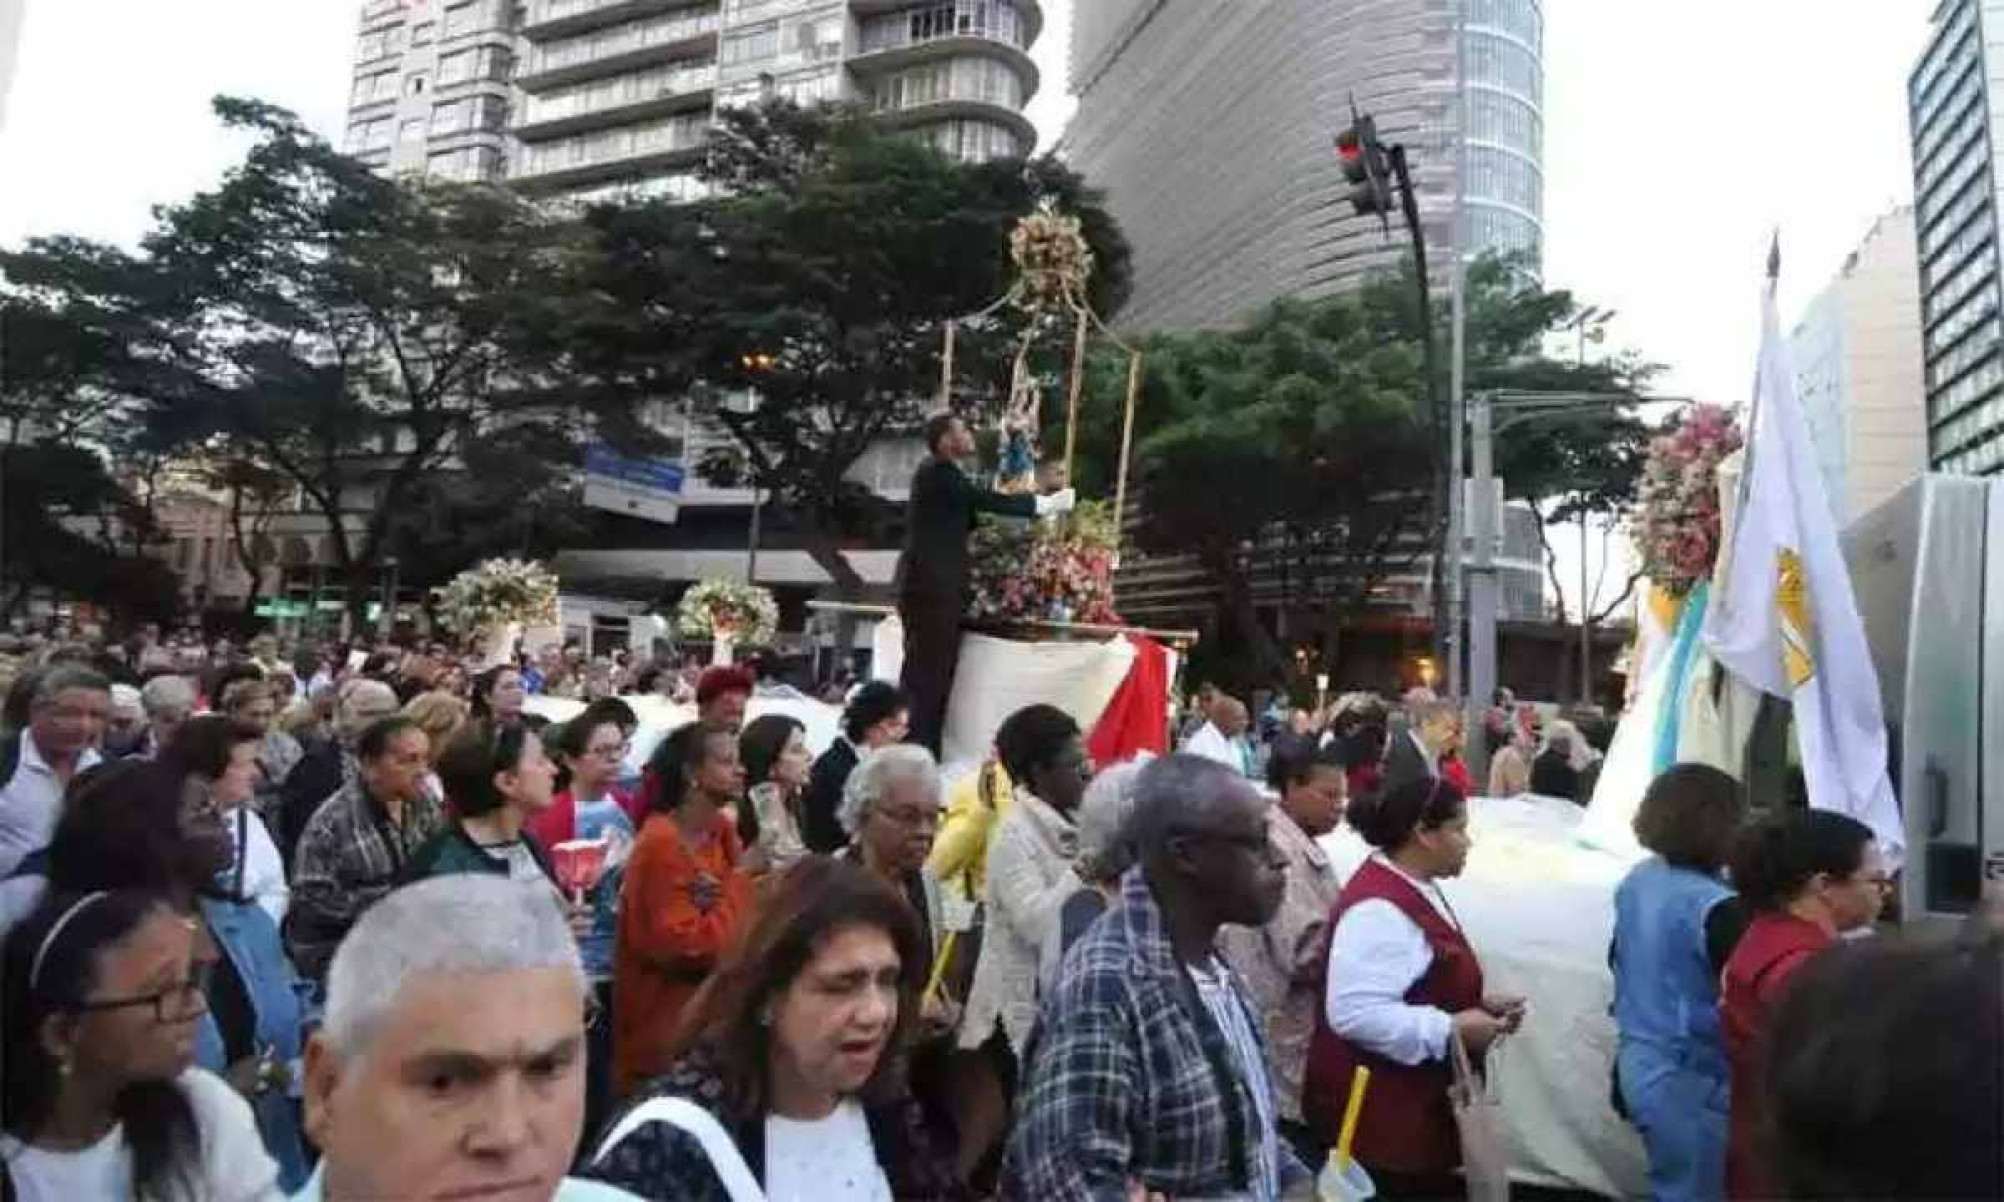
{"left": 1702, "top": 274, "right": 1903, "bottom": 862}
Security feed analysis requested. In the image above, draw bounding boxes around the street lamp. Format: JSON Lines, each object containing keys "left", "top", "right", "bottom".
{"left": 1460, "top": 389, "right": 1688, "bottom": 784}
{"left": 739, "top": 352, "right": 776, "bottom": 585}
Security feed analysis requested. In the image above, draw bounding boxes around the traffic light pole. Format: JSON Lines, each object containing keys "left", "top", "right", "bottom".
{"left": 1383, "top": 145, "right": 1450, "bottom": 687}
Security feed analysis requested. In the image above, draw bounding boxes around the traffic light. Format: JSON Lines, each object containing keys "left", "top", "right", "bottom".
{"left": 1335, "top": 113, "right": 1394, "bottom": 230}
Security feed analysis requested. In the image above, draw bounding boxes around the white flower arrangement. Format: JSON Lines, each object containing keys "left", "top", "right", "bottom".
{"left": 677, "top": 577, "right": 779, "bottom": 646}
{"left": 436, "top": 558, "right": 561, "bottom": 636}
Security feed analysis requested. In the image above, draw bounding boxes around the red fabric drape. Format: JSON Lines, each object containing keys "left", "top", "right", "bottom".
{"left": 1086, "top": 634, "right": 1171, "bottom": 765}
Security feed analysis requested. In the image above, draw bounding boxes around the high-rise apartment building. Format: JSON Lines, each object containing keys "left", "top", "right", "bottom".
{"left": 1065, "top": 0, "right": 1543, "bottom": 331}
{"left": 344, "top": 0, "right": 1043, "bottom": 202}
{"left": 1790, "top": 207, "right": 1927, "bottom": 525}
{"left": 1909, "top": 0, "right": 2004, "bottom": 475}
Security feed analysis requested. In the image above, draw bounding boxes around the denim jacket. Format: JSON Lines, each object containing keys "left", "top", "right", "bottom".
{"left": 197, "top": 895, "right": 313, "bottom": 1192}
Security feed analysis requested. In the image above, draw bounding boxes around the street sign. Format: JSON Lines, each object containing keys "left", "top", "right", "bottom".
{"left": 585, "top": 444, "right": 685, "bottom": 525}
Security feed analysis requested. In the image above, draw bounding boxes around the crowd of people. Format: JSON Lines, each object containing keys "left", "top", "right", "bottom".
{"left": 0, "top": 627, "right": 1996, "bottom": 1201}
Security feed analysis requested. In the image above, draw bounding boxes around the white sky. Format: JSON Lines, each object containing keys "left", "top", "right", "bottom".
{"left": 0, "top": 0, "right": 1939, "bottom": 624}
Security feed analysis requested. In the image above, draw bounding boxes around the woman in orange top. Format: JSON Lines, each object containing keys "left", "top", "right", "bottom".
{"left": 613, "top": 720, "right": 753, "bottom": 1096}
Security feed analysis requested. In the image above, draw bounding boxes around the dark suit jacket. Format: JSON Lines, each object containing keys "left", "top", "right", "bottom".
{"left": 1379, "top": 731, "right": 1438, "bottom": 799}
{"left": 802, "top": 739, "right": 860, "bottom": 853}
{"left": 896, "top": 457, "right": 1037, "bottom": 601}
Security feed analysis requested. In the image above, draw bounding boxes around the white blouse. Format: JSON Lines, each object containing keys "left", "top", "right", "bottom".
{"left": 0, "top": 1067, "right": 282, "bottom": 1202}
{"left": 763, "top": 1100, "right": 890, "bottom": 1202}
{"left": 1323, "top": 854, "right": 1461, "bottom": 1067}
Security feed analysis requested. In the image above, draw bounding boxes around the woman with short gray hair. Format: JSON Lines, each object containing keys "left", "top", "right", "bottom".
{"left": 840, "top": 745, "right": 956, "bottom": 1032}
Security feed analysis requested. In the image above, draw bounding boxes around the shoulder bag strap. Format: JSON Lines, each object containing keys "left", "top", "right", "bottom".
{"left": 594, "top": 1096, "right": 766, "bottom": 1202}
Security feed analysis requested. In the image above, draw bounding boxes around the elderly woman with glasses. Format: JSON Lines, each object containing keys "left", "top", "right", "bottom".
{"left": 839, "top": 746, "right": 957, "bottom": 1034}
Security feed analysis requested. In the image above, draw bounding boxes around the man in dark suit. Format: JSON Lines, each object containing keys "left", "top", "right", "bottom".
{"left": 1381, "top": 694, "right": 1456, "bottom": 799}
{"left": 897, "top": 413, "right": 1073, "bottom": 755}
{"left": 802, "top": 681, "right": 912, "bottom": 852}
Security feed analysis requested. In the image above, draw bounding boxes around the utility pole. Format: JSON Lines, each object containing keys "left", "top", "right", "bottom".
{"left": 1447, "top": 0, "right": 1469, "bottom": 703}
{"left": 740, "top": 353, "right": 775, "bottom": 585}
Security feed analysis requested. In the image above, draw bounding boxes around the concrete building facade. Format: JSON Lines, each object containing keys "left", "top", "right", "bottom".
{"left": 1908, "top": 0, "right": 2004, "bottom": 474}
{"left": 1065, "top": 0, "right": 1543, "bottom": 331}
{"left": 345, "top": 0, "right": 1044, "bottom": 201}
{"left": 1789, "top": 207, "right": 1928, "bottom": 526}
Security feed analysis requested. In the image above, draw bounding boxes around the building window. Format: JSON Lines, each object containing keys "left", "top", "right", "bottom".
{"left": 346, "top": 115, "right": 394, "bottom": 151}
{"left": 437, "top": 44, "right": 513, "bottom": 86}
{"left": 443, "top": 0, "right": 481, "bottom": 38}
{"left": 529, "top": 5, "right": 722, "bottom": 75}
{"left": 722, "top": 24, "right": 779, "bottom": 67}
{"left": 351, "top": 70, "right": 398, "bottom": 105}
{"left": 398, "top": 117, "right": 426, "bottom": 143}
{"left": 408, "top": 73, "right": 429, "bottom": 96}
{"left": 411, "top": 20, "right": 435, "bottom": 45}
{"left": 357, "top": 25, "right": 403, "bottom": 63}
{"left": 433, "top": 94, "right": 509, "bottom": 134}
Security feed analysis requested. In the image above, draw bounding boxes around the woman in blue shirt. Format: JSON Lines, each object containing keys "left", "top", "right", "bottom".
{"left": 1610, "top": 764, "right": 1749, "bottom": 1202}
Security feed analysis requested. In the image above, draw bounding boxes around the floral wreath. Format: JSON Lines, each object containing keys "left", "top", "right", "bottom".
{"left": 435, "top": 558, "right": 560, "bottom": 635}
{"left": 677, "top": 577, "right": 778, "bottom": 646}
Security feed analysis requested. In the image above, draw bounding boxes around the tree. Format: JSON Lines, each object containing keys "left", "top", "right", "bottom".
{"left": 561, "top": 100, "right": 1132, "bottom": 598}
{"left": 2, "top": 97, "right": 659, "bottom": 632}
{"left": 0, "top": 292, "right": 180, "bottom": 626}
{"left": 1066, "top": 253, "right": 1656, "bottom": 691}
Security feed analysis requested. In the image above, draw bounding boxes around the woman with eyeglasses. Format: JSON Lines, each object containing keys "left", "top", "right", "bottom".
{"left": 25, "top": 753, "right": 313, "bottom": 1192}
{"left": 1304, "top": 777, "right": 1525, "bottom": 1200}
{"left": 1, "top": 887, "right": 284, "bottom": 1199}
{"left": 1720, "top": 808, "right": 1886, "bottom": 1201}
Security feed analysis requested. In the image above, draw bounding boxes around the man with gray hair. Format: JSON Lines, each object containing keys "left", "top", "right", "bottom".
{"left": 0, "top": 664, "right": 109, "bottom": 878}
{"left": 1006, "top": 753, "right": 1311, "bottom": 1201}
{"left": 138, "top": 671, "right": 197, "bottom": 759}
{"left": 299, "top": 874, "right": 642, "bottom": 1201}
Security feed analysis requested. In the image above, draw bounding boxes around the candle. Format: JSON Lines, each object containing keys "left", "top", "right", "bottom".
{"left": 1335, "top": 1065, "right": 1372, "bottom": 1171}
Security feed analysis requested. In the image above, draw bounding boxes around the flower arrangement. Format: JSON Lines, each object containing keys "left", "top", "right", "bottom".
{"left": 436, "top": 558, "right": 560, "bottom": 636}
{"left": 1632, "top": 403, "right": 1745, "bottom": 596}
{"left": 677, "top": 577, "right": 779, "bottom": 646}
{"left": 968, "top": 500, "right": 1122, "bottom": 627}
{"left": 1010, "top": 204, "right": 1094, "bottom": 313}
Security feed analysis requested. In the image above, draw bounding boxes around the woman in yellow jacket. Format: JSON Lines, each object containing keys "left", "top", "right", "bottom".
{"left": 926, "top": 753, "right": 1012, "bottom": 900}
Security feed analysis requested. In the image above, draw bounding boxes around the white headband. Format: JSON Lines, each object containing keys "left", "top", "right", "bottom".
{"left": 29, "top": 891, "right": 111, "bottom": 992}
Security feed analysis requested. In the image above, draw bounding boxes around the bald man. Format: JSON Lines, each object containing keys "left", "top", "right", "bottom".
{"left": 1182, "top": 694, "right": 1255, "bottom": 779}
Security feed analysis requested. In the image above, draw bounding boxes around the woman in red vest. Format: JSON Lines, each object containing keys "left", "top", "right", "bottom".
{"left": 1303, "top": 777, "right": 1525, "bottom": 1199}
{"left": 1719, "top": 808, "right": 1886, "bottom": 1200}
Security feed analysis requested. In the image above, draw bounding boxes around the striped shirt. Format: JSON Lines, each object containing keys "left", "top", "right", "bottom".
{"left": 1188, "top": 955, "right": 1282, "bottom": 1202}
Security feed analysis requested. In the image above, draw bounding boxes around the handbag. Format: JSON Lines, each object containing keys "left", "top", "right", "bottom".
{"left": 1448, "top": 1030, "right": 1511, "bottom": 1202}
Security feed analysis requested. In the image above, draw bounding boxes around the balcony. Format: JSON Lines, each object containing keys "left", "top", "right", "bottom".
{"left": 514, "top": 64, "right": 718, "bottom": 140}
{"left": 517, "top": 6, "right": 721, "bottom": 91}
{"left": 510, "top": 114, "right": 713, "bottom": 193}
{"left": 850, "top": 4, "right": 1038, "bottom": 82}
{"left": 522, "top": 0, "right": 714, "bottom": 41}
{"left": 866, "top": 54, "right": 1037, "bottom": 145}
{"left": 850, "top": 0, "right": 1043, "bottom": 47}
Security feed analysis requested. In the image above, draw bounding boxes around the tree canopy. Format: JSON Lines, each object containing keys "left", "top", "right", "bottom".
{"left": 1066, "top": 254, "right": 1656, "bottom": 688}
{"left": 2, "top": 97, "right": 655, "bottom": 630}
{"left": 560, "top": 99, "right": 1133, "bottom": 592}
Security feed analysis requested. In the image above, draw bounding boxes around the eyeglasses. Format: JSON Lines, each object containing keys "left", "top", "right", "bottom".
{"left": 1853, "top": 873, "right": 1895, "bottom": 894}
{"left": 590, "top": 742, "right": 631, "bottom": 761}
{"left": 875, "top": 805, "right": 939, "bottom": 830}
{"left": 1172, "top": 828, "right": 1275, "bottom": 857}
{"left": 75, "top": 961, "right": 212, "bottom": 1024}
